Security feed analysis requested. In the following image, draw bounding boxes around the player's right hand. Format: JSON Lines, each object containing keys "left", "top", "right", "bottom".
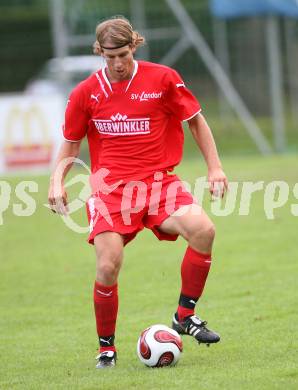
{"left": 48, "top": 181, "right": 69, "bottom": 216}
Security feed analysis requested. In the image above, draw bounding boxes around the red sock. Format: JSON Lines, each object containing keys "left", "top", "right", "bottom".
{"left": 177, "top": 247, "right": 212, "bottom": 321}
{"left": 93, "top": 281, "right": 118, "bottom": 352}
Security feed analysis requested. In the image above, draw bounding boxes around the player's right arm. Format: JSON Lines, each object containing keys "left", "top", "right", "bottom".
{"left": 48, "top": 140, "right": 82, "bottom": 215}
{"left": 48, "top": 82, "right": 89, "bottom": 215}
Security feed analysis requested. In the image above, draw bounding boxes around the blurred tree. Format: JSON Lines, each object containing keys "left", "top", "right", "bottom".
{"left": 0, "top": 0, "right": 52, "bottom": 92}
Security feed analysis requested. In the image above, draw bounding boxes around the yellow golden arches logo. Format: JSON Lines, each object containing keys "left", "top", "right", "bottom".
{"left": 4, "top": 105, "right": 53, "bottom": 168}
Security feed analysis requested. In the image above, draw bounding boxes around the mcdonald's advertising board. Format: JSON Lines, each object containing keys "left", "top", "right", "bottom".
{"left": 0, "top": 94, "right": 64, "bottom": 174}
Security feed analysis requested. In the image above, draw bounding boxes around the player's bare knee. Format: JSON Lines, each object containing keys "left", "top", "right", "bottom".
{"left": 98, "top": 262, "right": 117, "bottom": 279}
{"left": 202, "top": 223, "right": 215, "bottom": 243}
{"left": 206, "top": 223, "right": 216, "bottom": 241}
{"left": 96, "top": 260, "right": 121, "bottom": 283}
{"left": 96, "top": 248, "right": 122, "bottom": 281}
{"left": 188, "top": 223, "right": 215, "bottom": 248}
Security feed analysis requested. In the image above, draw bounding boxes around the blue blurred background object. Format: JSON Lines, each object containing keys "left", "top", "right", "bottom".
{"left": 210, "top": 0, "right": 298, "bottom": 18}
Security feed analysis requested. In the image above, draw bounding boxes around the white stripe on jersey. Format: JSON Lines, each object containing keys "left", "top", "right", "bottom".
{"left": 101, "top": 68, "right": 113, "bottom": 93}
{"left": 125, "top": 61, "right": 138, "bottom": 92}
{"left": 95, "top": 72, "right": 109, "bottom": 98}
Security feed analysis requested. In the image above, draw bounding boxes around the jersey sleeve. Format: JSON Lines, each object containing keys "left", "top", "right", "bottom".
{"left": 63, "top": 84, "right": 89, "bottom": 142}
{"left": 163, "top": 68, "right": 201, "bottom": 121}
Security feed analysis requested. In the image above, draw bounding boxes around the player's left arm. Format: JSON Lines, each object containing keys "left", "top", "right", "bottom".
{"left": 188, "top": 112, "right": 228, "bottom": 198}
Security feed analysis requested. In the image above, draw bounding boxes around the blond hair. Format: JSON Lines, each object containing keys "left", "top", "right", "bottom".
{"left": 93, "top": 16, "right": 145, "bottom": 54}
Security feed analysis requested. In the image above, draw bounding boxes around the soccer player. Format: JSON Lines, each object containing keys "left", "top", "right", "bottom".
{"left": 48, "top": 16, "right": 228, "bottom": 369}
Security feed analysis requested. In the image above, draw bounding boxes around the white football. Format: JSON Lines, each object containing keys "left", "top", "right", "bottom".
{"left": 137, "top": 324, "right": 183, "bottom": 367}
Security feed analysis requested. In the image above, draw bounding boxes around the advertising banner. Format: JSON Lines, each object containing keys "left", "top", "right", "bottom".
{"left": 0, "top": 94, "right": 65, "bottom": 174}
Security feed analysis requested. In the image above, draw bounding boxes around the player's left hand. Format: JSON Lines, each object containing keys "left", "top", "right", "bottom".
{"left": 208, "top": 168, "right": 228, "bottom": 199}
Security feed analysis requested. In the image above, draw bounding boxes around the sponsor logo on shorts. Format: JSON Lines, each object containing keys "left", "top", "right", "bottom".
{"left": 93, "top": 113, "right": 151, "bottom": 136}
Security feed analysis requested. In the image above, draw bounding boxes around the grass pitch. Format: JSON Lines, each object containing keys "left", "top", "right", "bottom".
{"left": 1, "top": 155, "right": 298, "bottom": 389}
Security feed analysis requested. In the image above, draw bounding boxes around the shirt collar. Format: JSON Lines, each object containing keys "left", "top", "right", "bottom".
{"left": 102, "top": 60, "right": 138, "bottom": 93}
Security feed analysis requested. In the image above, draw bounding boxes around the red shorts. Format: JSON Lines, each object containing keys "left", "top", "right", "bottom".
{"left": 86, "top": 172, "right": 196, "bottom": 246}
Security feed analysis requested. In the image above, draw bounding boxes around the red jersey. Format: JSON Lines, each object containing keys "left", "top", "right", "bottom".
{"left": 63, "top": 60, "right": 201, "bottom": 184}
